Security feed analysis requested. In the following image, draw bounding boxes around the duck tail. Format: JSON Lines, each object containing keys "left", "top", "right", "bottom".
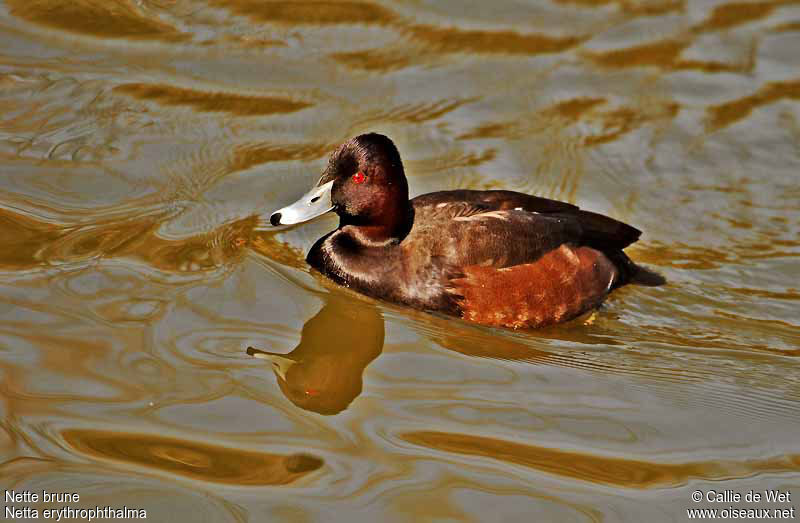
{"left": 606, "top": 250, "right": 666, "bottom": 288}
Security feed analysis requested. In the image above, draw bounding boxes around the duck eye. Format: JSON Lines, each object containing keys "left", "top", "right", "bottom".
{"left": 352, "top": 171, "right": 366, "bottom": 184}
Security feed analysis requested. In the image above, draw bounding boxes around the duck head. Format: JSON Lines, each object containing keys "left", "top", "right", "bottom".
{"left": 270, "top": 133, "right": 410, "bottom": 238}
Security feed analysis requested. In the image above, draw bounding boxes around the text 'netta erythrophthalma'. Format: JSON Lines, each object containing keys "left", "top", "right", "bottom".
{"left": 270, "top": 133, "right": 663, "bottom": 329}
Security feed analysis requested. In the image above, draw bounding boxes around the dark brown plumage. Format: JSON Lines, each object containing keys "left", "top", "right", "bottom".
{"left": 275, "top": 133, "right": 663, "bottom": 329}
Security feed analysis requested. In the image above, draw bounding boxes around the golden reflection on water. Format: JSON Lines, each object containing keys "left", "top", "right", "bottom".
{"left": 707, "top": 78, "right": 800, "bottom": 131}
{"left": 208, "top": 0, "right": 400, "bottom": 26}
{"left": 403, "top": 25, "right": 585, "bottom": 56}
{"left": 0, "top": 207, "right": 259, "bottom": 272}
{"left": 114, "top": 83, "right": 312, "bottom": 117}
{"left": 696, "top": 1, "right": 783, "bottom": 31}
{"left": 230, "top": 142, "right": 332, "bottom": 173}
{"left": 8, "top": 0, "right": 187, "bottom": 41}
{"left": 1, "top": 0, "right": 800, "bottom": 520}
{"left": 553, "top": 0, "right": 684, "bottom": 15}
{"left": 402, "top": 431, "right": 800, "bottom": 489}
{"left": 62, "top": 429, "right": 323, "bottom": 485}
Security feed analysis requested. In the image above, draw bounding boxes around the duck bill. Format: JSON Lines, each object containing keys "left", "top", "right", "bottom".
{"left": 247, "top": 347, "right": 296, "bottom": 380}
{"left": 270, "top": 180, "right": 334, "bottom": 226}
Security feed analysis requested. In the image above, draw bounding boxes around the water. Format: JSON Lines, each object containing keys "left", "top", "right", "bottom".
{"left": 0, "top": 1, "right": 799, "bottom": 521}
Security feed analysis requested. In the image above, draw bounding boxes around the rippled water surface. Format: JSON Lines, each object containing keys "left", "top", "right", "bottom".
{"left": 1, "top": 1, "right": 799, "bottom": 521}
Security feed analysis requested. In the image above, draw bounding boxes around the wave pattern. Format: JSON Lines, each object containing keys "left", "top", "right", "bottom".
{"left": 1, "top": 0, "right": 799, "bottom": 521}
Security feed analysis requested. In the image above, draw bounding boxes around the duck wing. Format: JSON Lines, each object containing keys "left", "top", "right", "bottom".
{"left": 411, "top": 189, "right": 640, "bottom": 252}
{"left": 412, "top": 189, "right": 578, "bottom": 214}
{"left": 437, "top": 208, "right": 583, "bottom": 268}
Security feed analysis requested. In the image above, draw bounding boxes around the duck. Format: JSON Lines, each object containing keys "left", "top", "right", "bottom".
{"left": 269, "top": 133, "right": 663, "bottom": 329}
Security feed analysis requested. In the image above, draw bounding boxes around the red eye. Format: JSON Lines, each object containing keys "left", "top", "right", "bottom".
{"left": 352, "top": 171, "right": 366, "bottom": 184}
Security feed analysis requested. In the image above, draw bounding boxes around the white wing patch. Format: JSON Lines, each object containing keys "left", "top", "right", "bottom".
{"left": 453, "top": 210, "right": 511, "bottom": 222}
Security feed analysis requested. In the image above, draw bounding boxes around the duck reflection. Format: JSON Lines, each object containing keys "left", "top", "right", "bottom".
{"left": 245, "top": 289, "right": 608, "bottom": 415}
{"left": 247, "top": 293, "right": 384, "bottom": 415}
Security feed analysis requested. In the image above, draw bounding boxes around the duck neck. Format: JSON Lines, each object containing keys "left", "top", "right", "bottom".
{"left": 341, "top": 199, "right": 412, "bottom": 246}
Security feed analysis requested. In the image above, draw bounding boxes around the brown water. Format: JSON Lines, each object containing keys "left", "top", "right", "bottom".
{"left": 1, "top": 1, "right": 799, "bottom": 521}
